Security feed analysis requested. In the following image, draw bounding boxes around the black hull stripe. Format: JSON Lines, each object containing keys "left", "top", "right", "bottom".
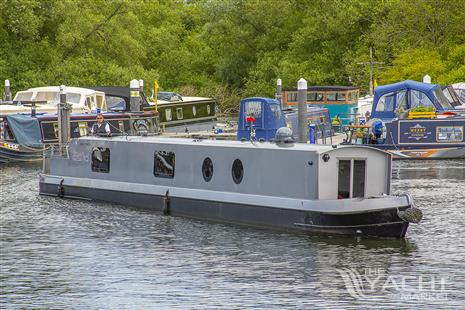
{"left": 40, "top": 183, "right": 410, "bottom": 238}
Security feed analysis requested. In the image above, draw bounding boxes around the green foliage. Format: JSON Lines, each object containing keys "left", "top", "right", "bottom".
{"left": 410, "top": 106, "right": 436, "bottom": 112}
{"left": 0, "top": 0, "right": 464, "bottom": 110}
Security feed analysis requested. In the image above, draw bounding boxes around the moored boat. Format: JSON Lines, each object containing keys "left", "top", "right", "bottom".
{"left": 0, "top": 112, "right": 159, "bottom": 163}
{"left": 1, "top": 86, "right": 107, "bottom": 115}
{"left": 282, "top": 86, "right": 359, "bottom": 125}
{"left": 345, "top": 80, "right": 465, "bottom": 159}
{"left": 236, "top": 97, "right": 331, "bottom": 141}
{"left": 90, "top": 86, "right": 217, "bottom": 132}
{"left": 39, "top": 129, "right": 422, "bottom": 238}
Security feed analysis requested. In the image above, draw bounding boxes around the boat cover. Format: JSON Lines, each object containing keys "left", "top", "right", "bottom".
{"left": 6, "top": 114, "right": 43, "bottom": 148}
{"left": 371, "top": 80, "right": 452, "bottom": 119}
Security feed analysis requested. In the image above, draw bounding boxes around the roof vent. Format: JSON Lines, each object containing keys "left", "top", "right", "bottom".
{"left": 275, "top": 127, "right": 294, "bottom": 146}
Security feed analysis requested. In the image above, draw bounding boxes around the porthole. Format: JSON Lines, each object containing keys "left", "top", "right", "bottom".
{"left": 202, "top": 157, "right": 213, "bottom": 182}
{"left": 231, "top": 159, "right": 243, "bottom": 184}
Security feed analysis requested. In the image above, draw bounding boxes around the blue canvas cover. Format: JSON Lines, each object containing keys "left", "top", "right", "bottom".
{"left": 237, "top": 97, "right": 287, "bottom": 141}
{"left": 371, "top": 80, "right": 452, "bottom": 119}
{"left": 5, "top": 114, "right": 43, "bottom": 148}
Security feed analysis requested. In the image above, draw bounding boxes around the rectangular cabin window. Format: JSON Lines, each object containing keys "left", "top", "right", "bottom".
{"left": 165, "top": 109, "right": 172, "bottom": 121}
{"left": 352, "top": 160, "right": 366, "bottom": 198}
{"left": 176, "top": 107, "right": 183, "bottom": 120}
{"left": 78, "top": 122, "right": 88, "bottom": 136}
{"left": 86, "top": 97, "right": 92, "bottom": 109}
{"left": 350, "top": 91, "right": 358, "bottom": 101}
{"left": 245, "top": 101, "right": 262, "bottom": 119}
{"left": 338, "top": 160, "right": 351, "bottom": 199}
{"left": 316, "top": 93, "right": 324, "bottom": 101}
{"left": 96, "top": 95, "right": 105, "bottom": 110}
{"left": 154, "top": 151, "right": 175, "bottom": 178}
{"left": 326, "top": 93, "right": 337, "bottom": 101}
{"left": 287, "top": 92, "right": 297, "bottom": 103}
{"left": 91, "top": 147, "right": 110, "bottom": 173}
{"left": 307, "top": 92, "right": 317, "bottom": 101}
{"left": 336, "top": 92, "right": 346, "bottom": 101}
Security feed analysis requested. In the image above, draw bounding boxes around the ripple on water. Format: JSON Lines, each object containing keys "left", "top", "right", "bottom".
{"left": 1, "top": 160, "right": 464, "bottom": 309}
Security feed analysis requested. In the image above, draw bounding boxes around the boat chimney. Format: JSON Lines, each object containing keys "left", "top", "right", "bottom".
{"left": 276, "top": 78, "right": 282, "bottom": 108}
{"left": 58, "top": 85, "right": 71, "bottom": 155}
{"left": 423, "top": 75, "right": 431, "bottom": 84}
{"left": 4, "top": 79, "right": 12, "bottom": 102}
{"left": 130, "top": 79, "right": 141, "bottom": 112}
{"left": 297, "top": 78, "right": 307, "bottom": 143}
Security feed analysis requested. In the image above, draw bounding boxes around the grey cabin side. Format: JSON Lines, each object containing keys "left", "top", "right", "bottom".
{"left": 46, "top": 137, "right": 390, "bottom": 201}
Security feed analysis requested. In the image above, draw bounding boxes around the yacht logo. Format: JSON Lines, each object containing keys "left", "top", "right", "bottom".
{"left": 338, "top": 268, "right": 371, "bottom": 300}
{"left": 338, "top": 267, "right": 449, "bottom": 301}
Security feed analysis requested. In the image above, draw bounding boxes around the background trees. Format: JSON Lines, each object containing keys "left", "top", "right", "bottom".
{"left": 1, "top": 0, "right": 464, "bottom": 111}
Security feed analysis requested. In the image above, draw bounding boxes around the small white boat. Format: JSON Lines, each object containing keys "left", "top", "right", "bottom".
{"left": 0, "top": 86, "right": 107, "bottom": 115}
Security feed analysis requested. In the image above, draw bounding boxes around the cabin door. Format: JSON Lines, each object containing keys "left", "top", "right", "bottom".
{"left": 337, "top": 159, "right": 366, "bottom": 199}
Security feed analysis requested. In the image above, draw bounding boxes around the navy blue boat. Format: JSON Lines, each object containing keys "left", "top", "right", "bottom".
{"left": 0, "top": 112, "right": 159, "bottom": 163}
{"left": 348, "top": 80, "right": 465, "bottom": 159}
{"left": 236, "top": 97, "right": 331, "bottom": 142}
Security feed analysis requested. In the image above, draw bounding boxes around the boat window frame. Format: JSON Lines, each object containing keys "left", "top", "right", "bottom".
{"left": 307, "top": 92, "right": 317, "bottom": 101}
{"left": 433, "top": 88, "right": 453, "bottom": 110}
{"left": 154, "top": 150, "right": 175, "bottom": 179}
{"left": 287, "top": 92, "right": 298, "bottom": 103}
{"left": 326, "top": 92, "right": 337, "bottom": 101}
{"left": 337, "top": 159, "right": 351, "bottom": 199}
{"left": 375, "top": 91, "right": 396, "bottom": 112}
{"left": 202, "top": 157, "right": 214, "bottom": 182}
{"left": 409, "top": 90, "right": 434, "bottom": 109}
{"left": 165, "top": 109, "right": 172, "bottom": 121}
{"left": 337, "top": 158, "right": 366, "bottom": 199}
{"left": 78, "top": 122, "right": 88, "bottom": 136}
{"left": 231, "top": 159, "right": 244, "bottom": 184}
{"left": 352, "top": 159, "right": 366, "bottom": 198}
{"left": 396, "top": 90, "right": 408, "bottom": 112}
{"left": 336, "top": 92, "right": 347, "bottom": 102}
{"left": 91, "top": 147, "right": 111, "bottom": 173}
{"left": 176, "top": 107, "right": 184, "bottom": 120}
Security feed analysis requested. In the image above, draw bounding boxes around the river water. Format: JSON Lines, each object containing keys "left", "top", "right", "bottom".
{"left": 1, "top": 160, "right": 464, "bottom": 309}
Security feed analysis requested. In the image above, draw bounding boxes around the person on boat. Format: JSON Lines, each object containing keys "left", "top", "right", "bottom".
{"left": 91, "top": 113, "right": 111, "bottom": 136}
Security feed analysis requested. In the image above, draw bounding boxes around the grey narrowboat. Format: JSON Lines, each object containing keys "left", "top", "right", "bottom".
{"left": 39, "top": 132, "right": 422, "bottom": 238}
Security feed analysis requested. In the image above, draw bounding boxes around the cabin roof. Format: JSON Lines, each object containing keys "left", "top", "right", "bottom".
{"left": 15, "top": 86, "right": 104, "bottom": 96}
{"left": 79, "top": 136, "right": 384, "bottom": 155}
{"left": 374, "top": 80, "right": 439, "bottom": 97}
{"left": 89, "top": 86, "right": 215, "bottom": 103}
{"left": 284, "top": 86, "right": 359, "bottom": 92}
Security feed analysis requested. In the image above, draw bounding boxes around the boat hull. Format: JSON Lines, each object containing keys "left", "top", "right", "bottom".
{"left": 0, "top": 144, "right": 42, "bottom": 163}
{"left": 363, "top": 144, "right": 465, "bottom": 159}
{"left": 39, "top": 181, "right": 411, "bottom": 238}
